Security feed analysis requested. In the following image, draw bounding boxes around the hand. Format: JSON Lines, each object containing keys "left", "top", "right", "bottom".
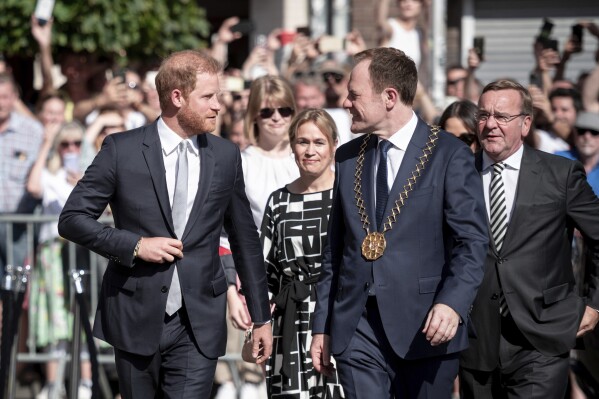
{"left": 422, "top": 303, "right": 460, "bottom": 346}
{"left": 136, "top": 237, "right": 183, "bottom": 263}
{"left": 31, "top": 15, "right": 53, "bottom": 48}
{"left": 250, "top": 322, "right": 273, "bottom": 365}
{"left": 66, "top": 170, "right": 82, "bottom": 186}
{"left": 267, "top": 28, "right": 283, "bottom": 52}
{"left": 467, "top": 48, "right": 481, "bottom": 70}
{"left": 43, "top": 121, "right": 62, "bottom": 143}
{"left": 98, "top": 78, "right": 128, "bottom": 109}
{"left": 529, "top": 85, "right": 553, "bottom": 120}
{"left": 227, "top": 285, "right": 251, "bottom": 330}
{"left": 216, "top": 16, "right": 243, "bottom": 45}
{"left": 577, "top": 306, "right": 599, "bottom": 338}
{"left": 580, "top": 21, "right": 599, "bottom": 39}
{"left": 345, "top": 29, "right": 366, "bottom": 56}
{"left": 310, "top": 333, "right": 335, "bottom": 377}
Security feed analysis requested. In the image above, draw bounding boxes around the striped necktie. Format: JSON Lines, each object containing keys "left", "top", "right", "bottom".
{"left": 490, "top": 162, "right": 509, "bottom": 316}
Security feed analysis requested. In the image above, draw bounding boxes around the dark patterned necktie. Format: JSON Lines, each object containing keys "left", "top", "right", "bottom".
{"left": 376, "top": 140, "right": 393, "bottom": 230}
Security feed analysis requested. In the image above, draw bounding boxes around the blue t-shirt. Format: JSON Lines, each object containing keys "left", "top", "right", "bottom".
{"left": 555, "top": 150, "right": 599, "bottom": 196}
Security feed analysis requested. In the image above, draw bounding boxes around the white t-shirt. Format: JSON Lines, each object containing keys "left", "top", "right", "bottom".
{"left": 536, "top": 129, "right": 570, "bottom": 154}
{"left": 386, "top": 18, "right": 421, "bottom": 68}
{"left": 241, "top": 145, "right": 299, "bottom": 231}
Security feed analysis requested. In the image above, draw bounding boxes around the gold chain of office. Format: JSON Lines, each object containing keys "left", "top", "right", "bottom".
{"left": 355, "top": 126, "right": 440, "bottom": 261}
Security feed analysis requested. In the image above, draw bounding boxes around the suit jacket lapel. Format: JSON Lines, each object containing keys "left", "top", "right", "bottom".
{"left": 501, "top": 145, "right": 541, "bottom": 252}
{"left": 475, "top": 151, "right": 498, "bottom": 255}
{"left": 142, "top": 122, "right": 175, "bottom": 235}
{"left": 183, "top": 133, "right": 214, "bottom": 239}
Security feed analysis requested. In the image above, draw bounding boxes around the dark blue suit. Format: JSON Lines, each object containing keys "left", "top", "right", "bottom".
{"left": 312, "top": 119, "right": 488, "bottom": 398}
{"left": 59, "top": 121, "right": 270, "bottom": 398}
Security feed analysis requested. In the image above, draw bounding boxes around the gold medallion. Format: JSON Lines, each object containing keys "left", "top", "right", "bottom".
{"left": 361, "top": 232, "right": 387, "bottom": 261}
{"left": 353, "top": 128, "right": 439, "bottom": 261}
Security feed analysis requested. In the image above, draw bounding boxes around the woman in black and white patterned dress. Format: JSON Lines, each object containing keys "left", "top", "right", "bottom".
{"left": 261, "top": 109, "right": 345, "bottom": 399}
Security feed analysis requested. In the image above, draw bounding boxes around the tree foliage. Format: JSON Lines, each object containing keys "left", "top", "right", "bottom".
{"left": 0, "top": 0, "right": 210, "bottom": 61}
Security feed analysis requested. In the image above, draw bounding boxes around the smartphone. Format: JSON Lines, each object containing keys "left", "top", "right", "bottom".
{"left": 114, "top": 68, "right": 127, "bottom": 83}
{"left": 254, "top": 34, "right": 267, "bottom": 48}
{"left": 529, "top": 71, "right": 543, "bottom": 89}
{"left": 572, "top": 24, "right": 584, "bottom": 46}
{"left": 231, "top": 20, "right": 254, "bottom": 35}
{"left": 473, "top": 36, "right": 485, "bottom": 61}
{"left": 544, "top": 38, "right": 559, "bottom": 52}
{"left": 34, "top": 0, "right": 55, "bottom": 26}
{"left": 538, "top": 18, "right": 554, "bottom": 40}
{"left": 319, "top": 35, "right": 344, "bottom": 53}
{"left": 296, "top": 26, "right": 311, "bottom": 37}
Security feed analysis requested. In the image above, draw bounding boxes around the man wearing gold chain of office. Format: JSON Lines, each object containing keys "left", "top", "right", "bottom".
{"left": 310, "top": 47, "right": 489, "bottom": 399}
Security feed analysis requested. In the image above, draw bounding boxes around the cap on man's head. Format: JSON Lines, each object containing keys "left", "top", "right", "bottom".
{"left": 575, "top": 111, "right": 599, "bottom": 132}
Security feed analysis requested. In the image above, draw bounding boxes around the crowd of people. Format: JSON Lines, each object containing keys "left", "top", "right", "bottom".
{"left": 1, "top": 1, "right": 599, "bottom": 398}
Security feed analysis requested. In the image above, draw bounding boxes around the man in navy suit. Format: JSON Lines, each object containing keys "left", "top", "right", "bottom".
{"left": 310, "top": 47, "right": 488, "bottom": 398}
{"left": 58, "top": 50, "right": 272, "bottom": 399}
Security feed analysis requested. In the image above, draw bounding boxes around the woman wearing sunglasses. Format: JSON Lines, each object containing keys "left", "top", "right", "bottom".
{"left": 242, "top": 75, "right": 300, "bottom": 230}
{"left": 439, "top": 100, "right": 480, "bottom": 152}
{"left": 261, "top": 108, "right": 344, "bottom": 399}
{"left": 26, "top": 122, "right": 94, "bottom": 398}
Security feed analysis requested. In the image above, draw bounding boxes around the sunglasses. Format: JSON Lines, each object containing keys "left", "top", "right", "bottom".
{"left": 447, "top": 77, "right": 466, "bottom": 85}
{"left": 576, "top": 128, "right": 599, "bottom": 136}
{"left": 59, "top": 140, "right": 82, "bottom": 149}
{"left": 458, "top": 133, "right": 477, "bottom": 146}
{"left": 259, "top": 107, "right": 294, "bottom": 119}
{"left": 322, "top": 72, "right": 344, "bottom": 83}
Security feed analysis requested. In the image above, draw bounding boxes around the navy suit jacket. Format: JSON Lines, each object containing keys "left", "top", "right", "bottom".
{"left": 461, "top": 145, "right": 599, "bottom": 371}
{"left": 312, "top": 119, "right": 489, "bottom": 359}
{"left": 58, "top": 121, "right": 270, "bottom": 358}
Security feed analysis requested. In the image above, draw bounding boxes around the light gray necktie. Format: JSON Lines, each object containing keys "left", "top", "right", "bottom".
{"left": 166, "top": 141, "right": 187, "bottom": 315}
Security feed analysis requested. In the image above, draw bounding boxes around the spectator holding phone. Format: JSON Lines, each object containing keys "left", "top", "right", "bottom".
{"left": 26, "top": 121, "right": 93, "bottom": 399}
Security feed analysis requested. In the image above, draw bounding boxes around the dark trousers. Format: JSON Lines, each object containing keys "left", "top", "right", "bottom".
{"left": 335, "top": 297, "right": 459, "bottom": 399}
{"left": 114, "top": 307, "right": 217, "bottom": 399}
{"left": 460, "top": 314, "right": 569, "bottom": 399}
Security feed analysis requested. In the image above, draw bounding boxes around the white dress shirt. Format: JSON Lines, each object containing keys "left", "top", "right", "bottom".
{"left": 157, "top": 117, "right": 200, "bottom": 222}
{"left": 374, "top": 111, "right": 419, "bottom": 202}
{"left": 481, "top": 145, "right": 524, "bottom": 222}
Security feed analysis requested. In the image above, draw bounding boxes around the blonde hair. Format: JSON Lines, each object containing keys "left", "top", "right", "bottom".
{"left": 244, "top": 76, "right": 296, "bottom": 144}
{"left": 47, "top": 122, "right": 84, "bottom": 174}
{"left": 288, "top": 108, "right": 338, "bottom": 147}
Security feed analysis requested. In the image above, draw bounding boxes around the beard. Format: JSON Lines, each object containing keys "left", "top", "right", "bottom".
{"left": 176, "top": 103, "right": 216, "bottom": 134}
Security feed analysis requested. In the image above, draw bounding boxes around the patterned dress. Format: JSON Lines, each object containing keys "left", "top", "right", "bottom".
{"left": 261, "top": 187, "right": 344, "bottom": 399}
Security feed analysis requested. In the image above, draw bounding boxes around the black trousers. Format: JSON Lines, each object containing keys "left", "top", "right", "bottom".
{"left": 335, "top": 297, "right": 459, "bottom": 399}
{"left": 460, "top": 314, "right": 569, "bottom": 399}
{"left": 114, "top": 306, "right": 217, "bottom": 399}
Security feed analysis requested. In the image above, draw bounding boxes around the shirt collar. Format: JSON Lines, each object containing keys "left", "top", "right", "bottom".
{"left": 157, "top": 117, "right": 199, "bottom": 156}
{"left": 380, "top": 111, "right": 418, "bottom": 151}
{"left": 482, "top": 144, "right": 524, "bottom": 172}
{"left": 2, "top": 112, "right": 20, "bottom": 135}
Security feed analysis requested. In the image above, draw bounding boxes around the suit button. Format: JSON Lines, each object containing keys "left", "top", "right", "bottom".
{"left": 491, "top": 293, "right": 499, "bottom": 300}
{"left": 364, "top": 282, "right": 370, "bottom": 290}
{"left": 161, "top": 286, "right": 168, "bottom": 293}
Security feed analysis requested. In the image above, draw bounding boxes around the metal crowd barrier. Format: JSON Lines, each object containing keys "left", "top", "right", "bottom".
{"left": 0, "top": 214, "right": 246, "bottom": 398}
